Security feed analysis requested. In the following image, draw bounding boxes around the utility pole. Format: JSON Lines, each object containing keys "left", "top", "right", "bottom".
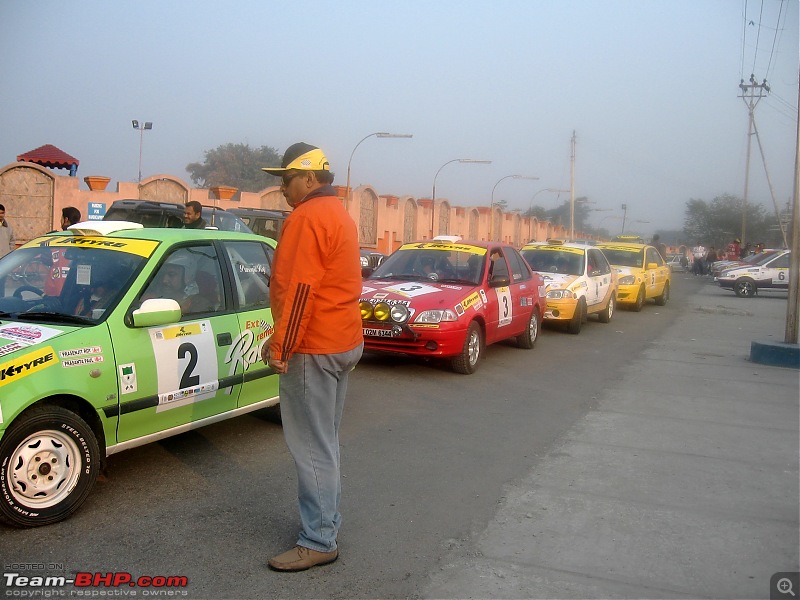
{"left": 569, "top": 131, "right": 576, "bottom": 239}
{"left": 738, "top": 74, "right": 770, "bottom": 247}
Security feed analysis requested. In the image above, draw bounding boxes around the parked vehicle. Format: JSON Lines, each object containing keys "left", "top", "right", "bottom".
{"left": 717, "top": 249, "right": 792, "bottom": 297}
{"left": 360, "top": 239, "right": 544, "bottom": 374}
{"left": 228, "top": 207, "right": 290, "bottom": 242}
{"left": 597, "top": 242, "right": 671, "bottom": 311}
{"left": 520, "top": 240, "right": 617, "bottom": 334}
{"left": 104, "top": 200, "right": 252, "bottom": 233}
{"left": 0, "top": 221, "right": 277, "bottom": 526}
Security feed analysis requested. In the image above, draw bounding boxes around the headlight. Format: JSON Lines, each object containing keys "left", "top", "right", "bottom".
{"left": 619, "top": 275, "right": 636, "bottom": 285}
{"left": 390, "top": 303, "right": 410, "bottom": 323}
{"left": 359, "top": 301, "right": 374, "bottom": 320}
{"left": 546, "top": 289, "right": 576, "bottom": 299}
{"left": 415, "top": 309, "right": 458, "bottom": 323}
{"left": 373, "top": 302, "right": 391, "bottom": 321}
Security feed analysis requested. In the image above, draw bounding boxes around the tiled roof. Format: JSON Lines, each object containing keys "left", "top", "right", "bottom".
{"left": 17, "top": 144, "right": 80, "bottom": 169}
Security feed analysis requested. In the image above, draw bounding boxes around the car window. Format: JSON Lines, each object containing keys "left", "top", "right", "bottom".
{"left": 224, "top": 241, "right": 274, "bottom": 310}
{"left": 506, "top": 248, "right": 531, "bottom": 282}
{"left": 489, "top": 249, "right": 510, "bottom": 280}
{"left": 768, "top": 253, "right": 790, "bottom": 269}
{"left": 600, "top": 248, "right": 642, "bottom": 268}
{"left": 646, "top": 247, "right": 663, "bottom": 266}
{"left": 139, "top": 244, "right": 223, "bottom": 316}
{"left": 587, "top": 249, "right": 610, "bottom": 276}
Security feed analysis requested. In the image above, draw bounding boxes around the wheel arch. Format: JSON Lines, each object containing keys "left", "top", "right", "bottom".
{"left": 5, "top": 395, "right": 109, "bottom": 466}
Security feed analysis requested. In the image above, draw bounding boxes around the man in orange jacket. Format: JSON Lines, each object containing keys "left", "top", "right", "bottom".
{"left": 261, "top": 142, "right": 363, "bottom": 572}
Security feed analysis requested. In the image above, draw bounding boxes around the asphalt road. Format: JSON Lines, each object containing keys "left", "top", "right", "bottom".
{"left": 0, "top": 274, "right": 702, "bottom": 599}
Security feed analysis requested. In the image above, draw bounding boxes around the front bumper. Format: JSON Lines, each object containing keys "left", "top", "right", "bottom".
{"left": 361, "top": 320, "right": 468, "bottom": 357}
{"left": 543, "top": 299, "right": 578, "bottom": 321}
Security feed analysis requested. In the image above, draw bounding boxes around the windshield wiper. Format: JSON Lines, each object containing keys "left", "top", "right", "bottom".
{"left": 17, "top": 312, "right": 95, "bottom": 326}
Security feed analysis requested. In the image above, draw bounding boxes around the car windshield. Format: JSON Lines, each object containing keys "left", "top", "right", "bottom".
{"left": 599, "top": 248, "right": 643, "bottom": 268}
{"left": 0, "top": 242, "right": 146, "bottom": 324}
{"left": 521, "top": 248, "right": 584, "bottom": 276}
{"left": 751, "top": 250, "right": 781, "bottom": 266}
{"left": 368, "top": 247, "right": 485, "bottom": 285}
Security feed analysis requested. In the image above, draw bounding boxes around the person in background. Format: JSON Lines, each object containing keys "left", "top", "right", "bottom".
{"left": 692, "top": 241, "right": 706, "bottom": 276}
{"left": 43, "top": 207, "right": 83, "bottom": 297}
{"left": 650, "top": 234, "right": 667, "bottom": 260}
{"left": 704, "top": 246, "right": 718, "bottom": 275}
{"left": 183, "top": 201, "right": 207, "bottom": 229}
{"left": 61, "top": 206, "right": 81, "bottom": 230}
{"left": 0, "top": 204, "right": 15, "bottom": 258}
{"left": 260, "top": 142, "right": 363, "bottom": 572}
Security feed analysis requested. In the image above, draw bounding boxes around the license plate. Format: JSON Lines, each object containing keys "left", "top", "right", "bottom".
{"left": 363, "top": 327, "right": 397, "bottom": 338}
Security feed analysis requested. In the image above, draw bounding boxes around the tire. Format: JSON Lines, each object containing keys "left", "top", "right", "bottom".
{"left": 632, "top": 285, "right": 645, "bottom": 312}
{"left": 451, "top": 321, "right": 483, "bottom": 374}
{"left": 567, "top": 299, "right": 585, "bottom": 334}
{"left": 0, "top": 405, "right": 100, "bottom": 527}
{"left": 516, "top": 309, "right": 539, "bottom": 349}
{"left": 734, "top": 277, "right": 757, "bottom": 298}
{"left": 598, "top": 294, "right": 615, "bottom": 323}
{"left": 654, "top": 281, "right": 670, "bottom": 306}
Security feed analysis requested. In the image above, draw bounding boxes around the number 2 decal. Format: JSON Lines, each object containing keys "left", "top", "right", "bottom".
{"left": 178, "top": 342, "right": 200, "bottom": 389}
{"left": 148, "top": 320, "right": 219, "bottom": 411}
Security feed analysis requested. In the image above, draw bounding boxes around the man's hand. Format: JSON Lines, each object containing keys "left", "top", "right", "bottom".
{"left": 262, "top": 343, "right": 288, "bottom": 374}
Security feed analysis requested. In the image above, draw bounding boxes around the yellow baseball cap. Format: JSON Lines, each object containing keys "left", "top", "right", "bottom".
{"left": 262, "top": 142, "right": 330, "bottom": 175}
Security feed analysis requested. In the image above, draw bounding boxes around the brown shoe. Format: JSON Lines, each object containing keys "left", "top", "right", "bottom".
{"left": 268, "top": 545, "right": 339, "bottom": 572}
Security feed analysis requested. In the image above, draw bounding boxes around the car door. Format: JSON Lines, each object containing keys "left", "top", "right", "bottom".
{"left": 765, "top": 252, "right": 790, "bottom": 288}
{"left": 587, "top": 249, "right": 612, "bottom": 310}
{"left": 483, "top": 248, "right": 515, "bottom": 343}
{"left": 506, "top": 247, "right": 536, "bottom": 334}
{"left": 221, "top": 239, "right": 279, "bottom": 408}
{"left": 114, "top": 242, "right": 242, "bottom": 444}
{"left": 644, "top": 246, "right": 667, "bottom": 298}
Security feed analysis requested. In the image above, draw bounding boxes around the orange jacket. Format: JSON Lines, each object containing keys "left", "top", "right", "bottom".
{"left": 268, "top": 186, "right": 363, "bottom": 361}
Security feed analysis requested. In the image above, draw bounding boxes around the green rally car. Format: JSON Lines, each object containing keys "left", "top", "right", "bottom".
{"left": 0, "top": 221, "right": 278, "bottom": 527}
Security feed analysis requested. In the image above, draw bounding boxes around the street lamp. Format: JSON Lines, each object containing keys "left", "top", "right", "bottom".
{"left": 489, "top": 175, "right": 539, "bottom": 241}
{"left": 431, "top": 158, "right": 492, "bottom": 237}
{"left": 345, "top": 132, "right": 412, "bottom": 209}
{"left": 132, "top": 120, "right": 153, "bottom": 183}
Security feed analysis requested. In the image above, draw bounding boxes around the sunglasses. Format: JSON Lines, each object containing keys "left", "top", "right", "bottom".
{"left": 281, "top": 172, "right": 304, "bottom": 187}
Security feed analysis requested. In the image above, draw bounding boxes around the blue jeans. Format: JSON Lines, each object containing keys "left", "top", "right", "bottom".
{"left": 279, "top": 344, "right": 363, "bottom": 552}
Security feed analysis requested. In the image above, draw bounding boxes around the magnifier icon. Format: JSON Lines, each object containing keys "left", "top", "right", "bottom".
{"left": 777, "top": 578, "right": 796, "bottom": 597}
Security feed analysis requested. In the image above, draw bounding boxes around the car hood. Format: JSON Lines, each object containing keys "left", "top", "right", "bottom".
{"left": 538, "top": 272, "right": 579, "bottom": 290}
{"left": 361, "top": 278, "right": 481, "bottom": 314}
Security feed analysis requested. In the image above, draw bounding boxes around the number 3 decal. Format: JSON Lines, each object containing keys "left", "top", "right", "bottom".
{"left": 495, "top": 287, "right": 513, "bottom": 327}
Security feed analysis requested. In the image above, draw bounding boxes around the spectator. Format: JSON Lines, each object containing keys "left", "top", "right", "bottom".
{"left": 0, "top": 204, "right": 16, "bottom": 258}
{"left": 691, "top": 242, "right": 706, "bottom": 276}
{"left": 183, "top": 201, "right": 207, "bottom": 229}
{"left": 61, "top": 207, "right": 82, "bottom": 230}
{"left": 651, "top": 234, "right": 667, "bottom": 260}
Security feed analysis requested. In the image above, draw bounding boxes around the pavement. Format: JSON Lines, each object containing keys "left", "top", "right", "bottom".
{"left": 424, "top": 277, "right": 800, "bottom": 599}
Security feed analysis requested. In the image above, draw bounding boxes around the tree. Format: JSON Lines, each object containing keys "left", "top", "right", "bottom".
{"left": 186, "top": 143, "right": 282, "bottom": 193}
{"left": 682, "top": 193, "right": 781, "bottom": 249}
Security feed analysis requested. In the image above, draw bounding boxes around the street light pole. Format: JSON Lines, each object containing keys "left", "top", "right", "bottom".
{"left": 490, "top": 175, "right": 539, "bottom": 241}
{"left": 527, "top": 188, "right": 570, "bottom": 216}
{"left": 431, "top": 158, "right": 492, "bottom": 237}
{"left": 620, "top": 203, "right": 628, "bottom": 234}
{"left": 132, "top": 120, "right": 153, "bottom": 183}
{"left": 345, "top": 132, "right": 412, "bottom": 210}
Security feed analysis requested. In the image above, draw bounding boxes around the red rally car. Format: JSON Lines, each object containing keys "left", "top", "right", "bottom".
{"left": 359, "top": 238, "right": 545, "bottom": 374}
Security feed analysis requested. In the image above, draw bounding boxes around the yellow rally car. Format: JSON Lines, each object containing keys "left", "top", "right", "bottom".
{"left": 596, "top": 242, "right": 671, "bottom": 311}
{"left": 520, "top": 241, "right": 617, "bottom": 334}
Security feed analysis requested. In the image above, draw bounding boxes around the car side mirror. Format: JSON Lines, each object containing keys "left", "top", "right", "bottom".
{"left": 647, "top": 262, "right": 658, "bottom": 269}
{"left": 489, "top": 275, "right": 511, "bottom": 288}
{"left": 132, "top": 298, "right": 182, "bottom": 327}
{"left": 361, "top": 266, "right": 374, "bottom": 278}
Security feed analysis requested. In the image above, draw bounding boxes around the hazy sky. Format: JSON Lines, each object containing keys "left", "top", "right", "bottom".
{"left": 1, "top": 0, "right": 797, "bottom": 235}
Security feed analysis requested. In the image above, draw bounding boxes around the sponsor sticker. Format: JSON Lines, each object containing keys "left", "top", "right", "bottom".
{"left": 63, "top": 355, "right": 104, "bottom": 368}
{"left": 0, "top": 346, "right": 58, "bottom": 388}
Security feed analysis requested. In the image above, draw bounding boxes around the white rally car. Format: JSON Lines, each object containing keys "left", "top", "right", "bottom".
{"left": 717, "top": 249, "right": 792, "bottom": 297}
